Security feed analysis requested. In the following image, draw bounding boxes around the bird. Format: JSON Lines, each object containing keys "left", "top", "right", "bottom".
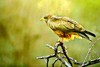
{"left": 41, "top": 15, "right": 96, "bottom": 42}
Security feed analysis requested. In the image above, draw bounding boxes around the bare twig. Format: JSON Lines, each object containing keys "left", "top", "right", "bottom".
{"left": 46, "top": 44, "right": 63, "bottom": 54}
{"left": 37, "top": 54, "right": 71, "bottom": 67}
{"left": 46, "top": 44, "right": 54, "bottom": 50}
{"left": 82, "top": 37, "right": 100, "bottom": 66}
{"left": 37, "top": 54, "right": 55, "bottom": 67}
{"left": 37, "top": 41, "right": 72, "bottom": 67}
{"left": 57, "top": 55, "right": 71, "bottom": 67}
{"left": 59, "top": 42, "right": 73, "bottom": 66}
{"left": 37, "top": 55, "right": 100, "bottom": 66}
{"left": 37, "top": 37, "right": 100, "bottom": 67}
{"left": 52, "top": 58, "right": 58, "bottom": 67}
{"left": 54, "top": 41, "right": 72, "bottom": 67}
{"left": 82, "top": 58, "right": 100, "bottom": 67}
{"left": 47, "top": 42, "right": 72, "bottom": 66}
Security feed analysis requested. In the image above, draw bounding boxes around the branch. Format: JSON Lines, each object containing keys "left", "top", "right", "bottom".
{"left": 60, "top": 42, "right": 72, "bottom": 66}
{"left": 37, "top": 37, "right": 100, "bottom": 67}
{"left": 46, "top": 44, "right": 100, "bottom": 66}
{"left": 82, "top": 58, "right": 100, "bottom": 67}
{"left": 37, "top": 54, "right": 71, "bottom": 67}
{"left": 37, "top": 54, "right": 100, "bottom": 67}
{"left": 82, "top": 37, "right": 100, "bottom": 66}
{"left": 37, "top": 41, "right": 72, "bottom": 67}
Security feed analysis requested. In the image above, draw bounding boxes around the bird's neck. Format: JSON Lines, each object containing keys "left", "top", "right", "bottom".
{"left": 46, "top": 20, "right": 56, "bottom": 30}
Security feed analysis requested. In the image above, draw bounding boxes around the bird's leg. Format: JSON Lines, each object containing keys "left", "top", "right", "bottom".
{"left": 58, "top": 37, "right": 64, "bottom": 42}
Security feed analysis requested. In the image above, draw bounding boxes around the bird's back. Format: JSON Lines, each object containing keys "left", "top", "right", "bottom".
{"left": 44, "top": 15, "right": 96, "bottom": 41}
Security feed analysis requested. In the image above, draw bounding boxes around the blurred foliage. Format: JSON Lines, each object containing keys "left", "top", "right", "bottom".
{"left": 0, "top": 0, "right": 100, "bottom": 67}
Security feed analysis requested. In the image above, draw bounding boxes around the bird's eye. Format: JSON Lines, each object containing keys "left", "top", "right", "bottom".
{"left": 44, "top": 16, "right": 48, "bottom": 19}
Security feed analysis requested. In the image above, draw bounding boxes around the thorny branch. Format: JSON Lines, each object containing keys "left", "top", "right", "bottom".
{"left": 37, "top": 38, "right": 100, "bottom": 67}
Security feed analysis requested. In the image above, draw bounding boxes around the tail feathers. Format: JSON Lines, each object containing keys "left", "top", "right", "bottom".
{"left": 84, "top": 30, "right": 96, "bottom": 37}
{"left": 70, "top": 29, "right": 96, "bottom": 41}
{"left": 78, "top": 32, "right": 92, "bottom": 41}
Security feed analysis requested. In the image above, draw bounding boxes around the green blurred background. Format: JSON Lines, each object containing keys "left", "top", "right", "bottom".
{"left": 0, "top": 0, "right": 100, "bottom": 67}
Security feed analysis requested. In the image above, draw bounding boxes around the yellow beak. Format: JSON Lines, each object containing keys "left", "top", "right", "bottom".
{"left": 40, "top": 17, "right": 45, "bottom": 21}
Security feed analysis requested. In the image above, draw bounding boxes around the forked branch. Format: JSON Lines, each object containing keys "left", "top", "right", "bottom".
{"left": 37, "top": 37, "right": 100, "bottom": 67}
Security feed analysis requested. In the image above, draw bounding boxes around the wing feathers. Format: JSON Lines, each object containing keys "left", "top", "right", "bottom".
{"left": 84, "top": 30, "right": 96, "bottom": 37}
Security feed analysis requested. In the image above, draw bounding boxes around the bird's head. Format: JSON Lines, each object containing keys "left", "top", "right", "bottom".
{"left": 41, "top": 15, "right": 53, "bottom": 23}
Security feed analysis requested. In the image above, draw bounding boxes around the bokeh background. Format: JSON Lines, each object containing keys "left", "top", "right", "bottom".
{"left": 0, "top": 0, "right": 100, "bottom": 67}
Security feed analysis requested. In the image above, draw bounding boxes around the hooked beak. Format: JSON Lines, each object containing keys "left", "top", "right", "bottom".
{"left": 40, "top": 17, "right": 45, "bottom": 21}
